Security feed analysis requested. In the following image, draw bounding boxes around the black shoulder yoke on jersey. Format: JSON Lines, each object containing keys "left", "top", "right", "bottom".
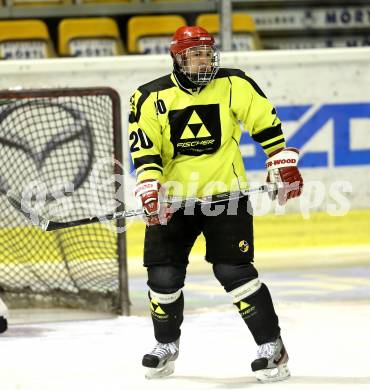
{"left": 134, "top": 75, "right": 175, "bottom": 122}
{"left": 138, "top": 74, "right": 175, "bottom": 94}
{"left": 215, "top": 68, "right": 267, "bottom": 98}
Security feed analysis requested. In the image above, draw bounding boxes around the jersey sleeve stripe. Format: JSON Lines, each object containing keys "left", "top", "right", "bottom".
{"left": 133, "top": 155, "right": 163, "bottom": 170}
{"left": 260, "top": 134, "right": 285, "bottom": 148}
{"left": 261, "top": 138, "right": 285, "bottom": 151}
{"left": 136, "top": 166, "right": 163, "bottom": 176}
{"left": 251, "top": 124, "right": 283, "bottom": 143}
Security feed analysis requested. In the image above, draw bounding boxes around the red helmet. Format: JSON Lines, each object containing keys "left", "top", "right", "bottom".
{"left": 170, "top": 26, "right": 215, "bottom": 56}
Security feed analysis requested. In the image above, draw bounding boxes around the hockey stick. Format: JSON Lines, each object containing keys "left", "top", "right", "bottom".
{"left": 7, "top": 184, "right": 279, "bottom": 231}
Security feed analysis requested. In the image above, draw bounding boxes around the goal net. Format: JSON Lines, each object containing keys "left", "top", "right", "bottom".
{"left": 0, "top": 87, "right": 129, "bottom": 314}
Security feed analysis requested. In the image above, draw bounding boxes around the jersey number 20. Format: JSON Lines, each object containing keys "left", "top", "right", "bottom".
{"left": 129, "top": 128, "right": 154, "bottom": 152}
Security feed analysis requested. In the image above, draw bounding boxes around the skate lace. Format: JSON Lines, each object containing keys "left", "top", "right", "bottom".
{"left": 257, "top": 340, "right": 278, "bottom": 359}
{"left": 151, "top": 342, "right": 178, "bottom": 359}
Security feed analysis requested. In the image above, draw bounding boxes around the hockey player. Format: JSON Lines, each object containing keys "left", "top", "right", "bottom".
{"left": 129, "top": 26, "right": 303, "bottom": 382}
{"left": 0, "top": 297, "right": 8, "bottom": 333}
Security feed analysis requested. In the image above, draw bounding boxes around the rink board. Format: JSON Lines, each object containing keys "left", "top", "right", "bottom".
{"left": 123, "top": 209, "right": 370, "bottom": 277}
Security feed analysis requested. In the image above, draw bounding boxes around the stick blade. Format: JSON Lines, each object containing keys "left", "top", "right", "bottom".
{"left": 6, "top": 191, "right": 49, "bottom": 231}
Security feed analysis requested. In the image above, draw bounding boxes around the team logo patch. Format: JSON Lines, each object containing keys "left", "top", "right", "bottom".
{"left": 150, "top": 299, "right": 168, "bottom": 320}
{"left": 234, "top": 299, "right": 256, "bottom": 320}
{"left": 168, "top": 104, "right": 221, "bottom": 157}
{"left": 236, "top": 300, "right": 250, "bottom": 311}
{"left": 239, "top": 240, "right": 249, "bottom": 253}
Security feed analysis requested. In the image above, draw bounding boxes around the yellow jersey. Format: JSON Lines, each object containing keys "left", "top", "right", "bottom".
{"left": 128, "top": 68, "right": 285, "bottom": 197}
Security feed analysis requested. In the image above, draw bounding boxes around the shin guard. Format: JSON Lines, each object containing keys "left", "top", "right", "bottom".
{"left": 231, "top": 280, "right": 280, "bottom": 345}
{"left": 149, "top": 289, "right": 184, "bottom": 343}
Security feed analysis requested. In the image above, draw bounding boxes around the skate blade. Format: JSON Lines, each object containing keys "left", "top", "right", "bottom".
{"left": 255, "top": 363, "right": 290, "bottom": 383}
{"left": 145, "top": 361, "right": 175, "bottom": 380}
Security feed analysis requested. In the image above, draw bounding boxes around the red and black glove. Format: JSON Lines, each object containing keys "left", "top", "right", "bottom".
{"left": 134, "top": 180, "right": 173, "bottom": 226}
{"left": 265, "top": 147, "right": 303, "bottom": 205}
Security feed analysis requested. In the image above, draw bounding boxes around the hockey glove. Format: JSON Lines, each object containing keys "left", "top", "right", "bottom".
{"left": 134, "top": 180, "right": 173, "bottom": 226}
{"left": 265, "top": 147, "right": 303, "bottom": 205}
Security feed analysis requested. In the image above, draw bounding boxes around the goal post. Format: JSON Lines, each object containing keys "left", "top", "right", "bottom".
{"left": 0, "top": 87, "right": 130, "bottom": 315}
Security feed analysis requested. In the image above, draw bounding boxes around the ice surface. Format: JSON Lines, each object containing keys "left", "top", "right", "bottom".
{"left": 2, "top": 265, "right": 370, "bottom": 390}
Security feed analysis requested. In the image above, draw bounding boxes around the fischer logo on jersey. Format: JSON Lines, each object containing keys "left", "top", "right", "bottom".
{"left": 169, "top": 104, "right": 221, "bottom": 157}
{"left": 177, "top": 139, "right": 215, "bottom": 147}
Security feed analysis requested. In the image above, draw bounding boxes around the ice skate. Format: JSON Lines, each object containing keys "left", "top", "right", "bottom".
{"left": 142, "top": 339, "right": 179, "bottom": 379}
{"left": 0, "top": 298, "right": 8, "bottom": 334}
{"left": 251, "top": 336, "right": 290, "bottom": 383}
{"left": 0, "top": 316, "right": 7, "bottom": 333}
